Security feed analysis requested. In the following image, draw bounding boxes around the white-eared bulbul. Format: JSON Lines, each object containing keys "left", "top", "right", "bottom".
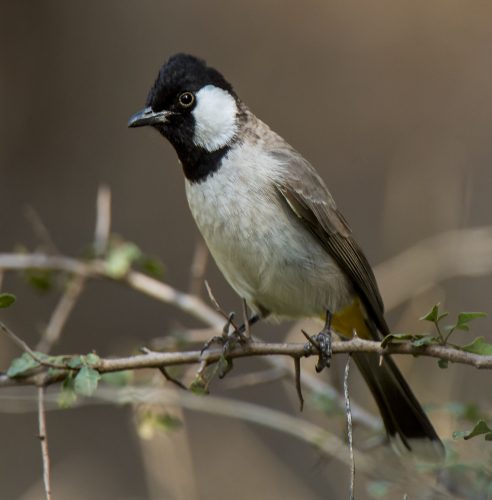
{"left": 128, "top": 53, "right": 444, "bottom": 460}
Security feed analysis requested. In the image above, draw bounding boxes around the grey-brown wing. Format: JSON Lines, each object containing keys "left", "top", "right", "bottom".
{"left": 273, "top": 149, "right": 389, "bottom": 338}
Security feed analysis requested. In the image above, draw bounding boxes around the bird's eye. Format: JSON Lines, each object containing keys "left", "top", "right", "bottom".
{"left": 178, "top": 92, "right": 195, "bottom": 108}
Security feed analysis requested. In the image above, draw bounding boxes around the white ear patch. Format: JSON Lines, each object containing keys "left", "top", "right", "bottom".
{"left": 192, "top": 85, "right": 238, "bottom": 152}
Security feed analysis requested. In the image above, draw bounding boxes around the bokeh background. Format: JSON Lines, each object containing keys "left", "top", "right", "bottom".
{"left": 1, "top": 1, "right": 491, "bottom": 498}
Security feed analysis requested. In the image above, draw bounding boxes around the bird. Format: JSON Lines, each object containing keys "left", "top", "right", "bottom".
{"left": 128, "top": 53, "right": 444, "bottom": 461}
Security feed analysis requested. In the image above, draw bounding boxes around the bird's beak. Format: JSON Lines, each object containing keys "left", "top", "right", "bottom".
{"left": 128, "top": 107, "right": 171, "bottom": 128}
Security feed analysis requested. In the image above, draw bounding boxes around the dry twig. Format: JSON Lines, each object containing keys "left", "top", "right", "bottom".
{"left": 37, "top": 386, "right": 51, "bottom": 500}
{"left": 344, "top": 355, "right": 355, "bottom": 500}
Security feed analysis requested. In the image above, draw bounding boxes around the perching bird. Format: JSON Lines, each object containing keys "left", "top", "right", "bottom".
{"left": 128, "top": 53, "right": 444, "bottom": 460}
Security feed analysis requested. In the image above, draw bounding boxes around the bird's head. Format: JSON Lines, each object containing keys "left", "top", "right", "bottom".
{"left": 128, "top": 54, "right": 241, "bottom": 156}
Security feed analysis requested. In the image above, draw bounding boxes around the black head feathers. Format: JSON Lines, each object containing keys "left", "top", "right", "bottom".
{"left": 146, "top": 54, "right": 235, "bottom": 112}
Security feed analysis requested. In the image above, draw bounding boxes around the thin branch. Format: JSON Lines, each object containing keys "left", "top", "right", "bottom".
{"left": 203, "top": 279, "right": 239, "bottom": 331}
{"left": 36, "top": 274, "right": 85, "bottom": 353}
{"left": 24, "top": 206, "right": 58, "bottom": 254}
{"left": 37, "top": 386, "right": 52, "bottom": 500}
{"left": 294, "top": 357, "right": 304, "bottom": 411}
{"left": 375, "top": 226, "right": 492, "bottom": 311}
{"left": 0, "top": 320, "right": 66, "bottom": 369}
{"left": 93, "top": 185, "right": 112, "bottom": 257}
{"left": 1, "top": 337, "right": 491, "bottom": 391}
{"left": 188, "top": 239, "right": 208, "bottom": 297}
{"left": 141, "top": 347, "right": 188, "bottom": 390}
{"left": 344, "top": 355, "right": 355, "bottom": 500}
{"left": 0, "top": 253, "right": 225, "bottom": 328}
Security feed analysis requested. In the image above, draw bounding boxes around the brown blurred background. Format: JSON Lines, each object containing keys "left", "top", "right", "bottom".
{"left": 1, "top": 1, "right": 491, "bottom": 498}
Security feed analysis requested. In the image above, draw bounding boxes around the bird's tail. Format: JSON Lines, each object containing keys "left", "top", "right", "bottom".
{"left": 331, "top": 299, "right": 445, "bottom": 462}
{"left": 352, "top": 350, "right": 445, "bottom": 461}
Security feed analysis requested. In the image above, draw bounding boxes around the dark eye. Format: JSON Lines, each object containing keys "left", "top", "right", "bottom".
{"left": 178, "top": 92, "right": 195, "bottom": 108}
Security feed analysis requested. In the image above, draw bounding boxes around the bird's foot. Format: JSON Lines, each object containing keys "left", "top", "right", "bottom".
{"left": 200, "top": 312, "right": 244, "bottom": 353}
{"left": 303, "top": 310, "right": 333, "bottom": 372}
{"left": 201, "top": 312, "right": 260, "bottom": 378}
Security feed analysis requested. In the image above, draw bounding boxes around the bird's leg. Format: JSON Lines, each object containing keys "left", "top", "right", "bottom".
{"left": 237, "top": 312, "right": 261, "bottom": 337}
{"left": 303, "top": 309, "right": 333, "bottom": 372}
{"left": 220, "top": 312, "right": 261, "bottom": 353}
{"left": 200, "top": 312, "right": 235, "bottom": 354}
{"left": 242, "top": 299, "right": 251, "bottom": 339}
{"left": 200, "top": 310, "right": 261, "bottom": 379}
{"left": 200, "top": 310, "right": 261, "bottom": 356}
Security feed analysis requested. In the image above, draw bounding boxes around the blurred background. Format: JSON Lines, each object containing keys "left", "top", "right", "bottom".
{"left": 1, "top": 1, "right": 491, "bottom": 498}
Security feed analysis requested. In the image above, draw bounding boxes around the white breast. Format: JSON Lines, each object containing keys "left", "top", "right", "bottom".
{"left": 185, "top": 141, "right": 352, "bottom": 318}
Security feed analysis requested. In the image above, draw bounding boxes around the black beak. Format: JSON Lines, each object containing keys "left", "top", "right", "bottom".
{"left": 128, "top": 107, "right": 171, "bottom": 128}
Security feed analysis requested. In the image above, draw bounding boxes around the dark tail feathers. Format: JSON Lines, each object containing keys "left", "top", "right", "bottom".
{"left": 353, "top": 351, "right": 445, "bottom": 461}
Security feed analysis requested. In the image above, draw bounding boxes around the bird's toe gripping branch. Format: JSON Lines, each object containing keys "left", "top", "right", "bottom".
{"left": 200, "top": 312, "right": 260, "bottom": 378}
{"left": 302, "top": 310, "right": 333, "bottom": 372}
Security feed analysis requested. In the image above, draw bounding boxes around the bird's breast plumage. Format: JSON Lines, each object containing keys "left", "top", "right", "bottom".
{"left": 185, "top": 137, "right": 353, "bottom": 318}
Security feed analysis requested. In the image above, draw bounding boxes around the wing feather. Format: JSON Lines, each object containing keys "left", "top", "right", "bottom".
{"left": 272, "top": 149, "right": 389, "bottom": 337}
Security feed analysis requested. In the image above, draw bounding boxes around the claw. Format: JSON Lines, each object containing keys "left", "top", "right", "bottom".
{"left": 302, "top": 309, "right": 333, "bottom": 372}
{"left": 200, "top": 311, "right": 257, "bottom": 378}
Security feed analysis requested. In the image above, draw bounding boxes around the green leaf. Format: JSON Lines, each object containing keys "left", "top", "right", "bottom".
{"left": 155, "top": 413, "right": 182, "bottom": 431}
{"left": 367, "top": 481, "right": 391, "bottom": 498}
{"left": 380, "top": 333, "right": 414, "bottom": 348}
{"left": 0, "top": 293, "right": 16, "bottom": 309}
{"left": 420, "top": 304, "right": 448, "bottom": 323}
{"left": 453, "top": 420, "right": 492, "bottom": 441}
{"left": 454, "top": 312, "right": 487, "bottom": 332}
{"left": 58, "top": 376, "right": 77, "bottom": 408}
{"left": 311, "top": 392, "right": 342, "bottom": 415}
{"left": 461, "top": 337, "right": 492, "bottom": 356}
{"left": 85, "top": 353, "right": 101, "bottom": 366}
{"left": 190, "top": 375, "right": 208, "bottom": 395}
{"left": 74, "top": 366, "right": 101, "bottom": 396}
{"left": 105, "top": 242, "right": 142, "bottom": 278}
{"left": 23, "top": 268, "right": 54, "bottom": 292}
{"left": 412, "top": 335, "right": 439, "bottom": 347}
{"left": 444, "top": 402, "right": 484, "bottom": 422}
{"left": 67, "top": 356, "right": 84, "bottom": 369}
{"left": 137, "top": 411, "right": 183, "bottom": 439}
{"left": 438, "top": 359, "right": 449, "bottom": 369}
{"left": 6, "top": 353, "right": 40, "bottom": 377}
{"left": 101, "top": 370, "right": 132, "bottom": 386}
{"left": 136, "top": 255, "right": 165, "bottom": 279}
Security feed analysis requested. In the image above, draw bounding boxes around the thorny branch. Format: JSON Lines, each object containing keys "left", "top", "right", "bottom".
{"left": 0, "top": 336, "right": 491, "bottom": 391}
{"left": 37, "top": 386, "right": 51, "bottom": 500}
{"left": 1, "top": 194, "right": 491, "bottom": 497}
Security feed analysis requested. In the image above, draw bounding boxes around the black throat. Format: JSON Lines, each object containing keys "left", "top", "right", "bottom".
{"left": 173, "top": 142, "right": 231, "bottom": 184}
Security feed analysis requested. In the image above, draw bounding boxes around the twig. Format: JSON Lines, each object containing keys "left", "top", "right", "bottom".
{"left": 37, "top": 386, "right": 52, "bottom": 500}
{"left": 294, "top": 357, "right": 304, "bottom": 411}
{"left": 188, "top": 239, "right": 208, "bottom": 297}
{"left": 203, "top": 280, "right": 239, "bottom": 332}
{"left": 344, "top": 355, "right": 355, "bottom": 500}
{"left": 141, "top": 347, "right": 188, "bottom": 390}
{"left": 0, "top": 320, "right": 66, "bottom": 370}
{"left": 375, "top": 226, "right": 492, "bottom": 311}
{"left": 36, "top": 274, "right": 85, "bottom": 353}
{"left": 93, "top": 185, "right": 112, "bottom": 257}
{"left": 24, "top": 206, "right": 58, "bottom": 254}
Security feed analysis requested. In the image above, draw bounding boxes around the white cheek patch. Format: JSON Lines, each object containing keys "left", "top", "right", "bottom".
{"left": 192, "top": 85, "right": 238, "bottom": 152}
